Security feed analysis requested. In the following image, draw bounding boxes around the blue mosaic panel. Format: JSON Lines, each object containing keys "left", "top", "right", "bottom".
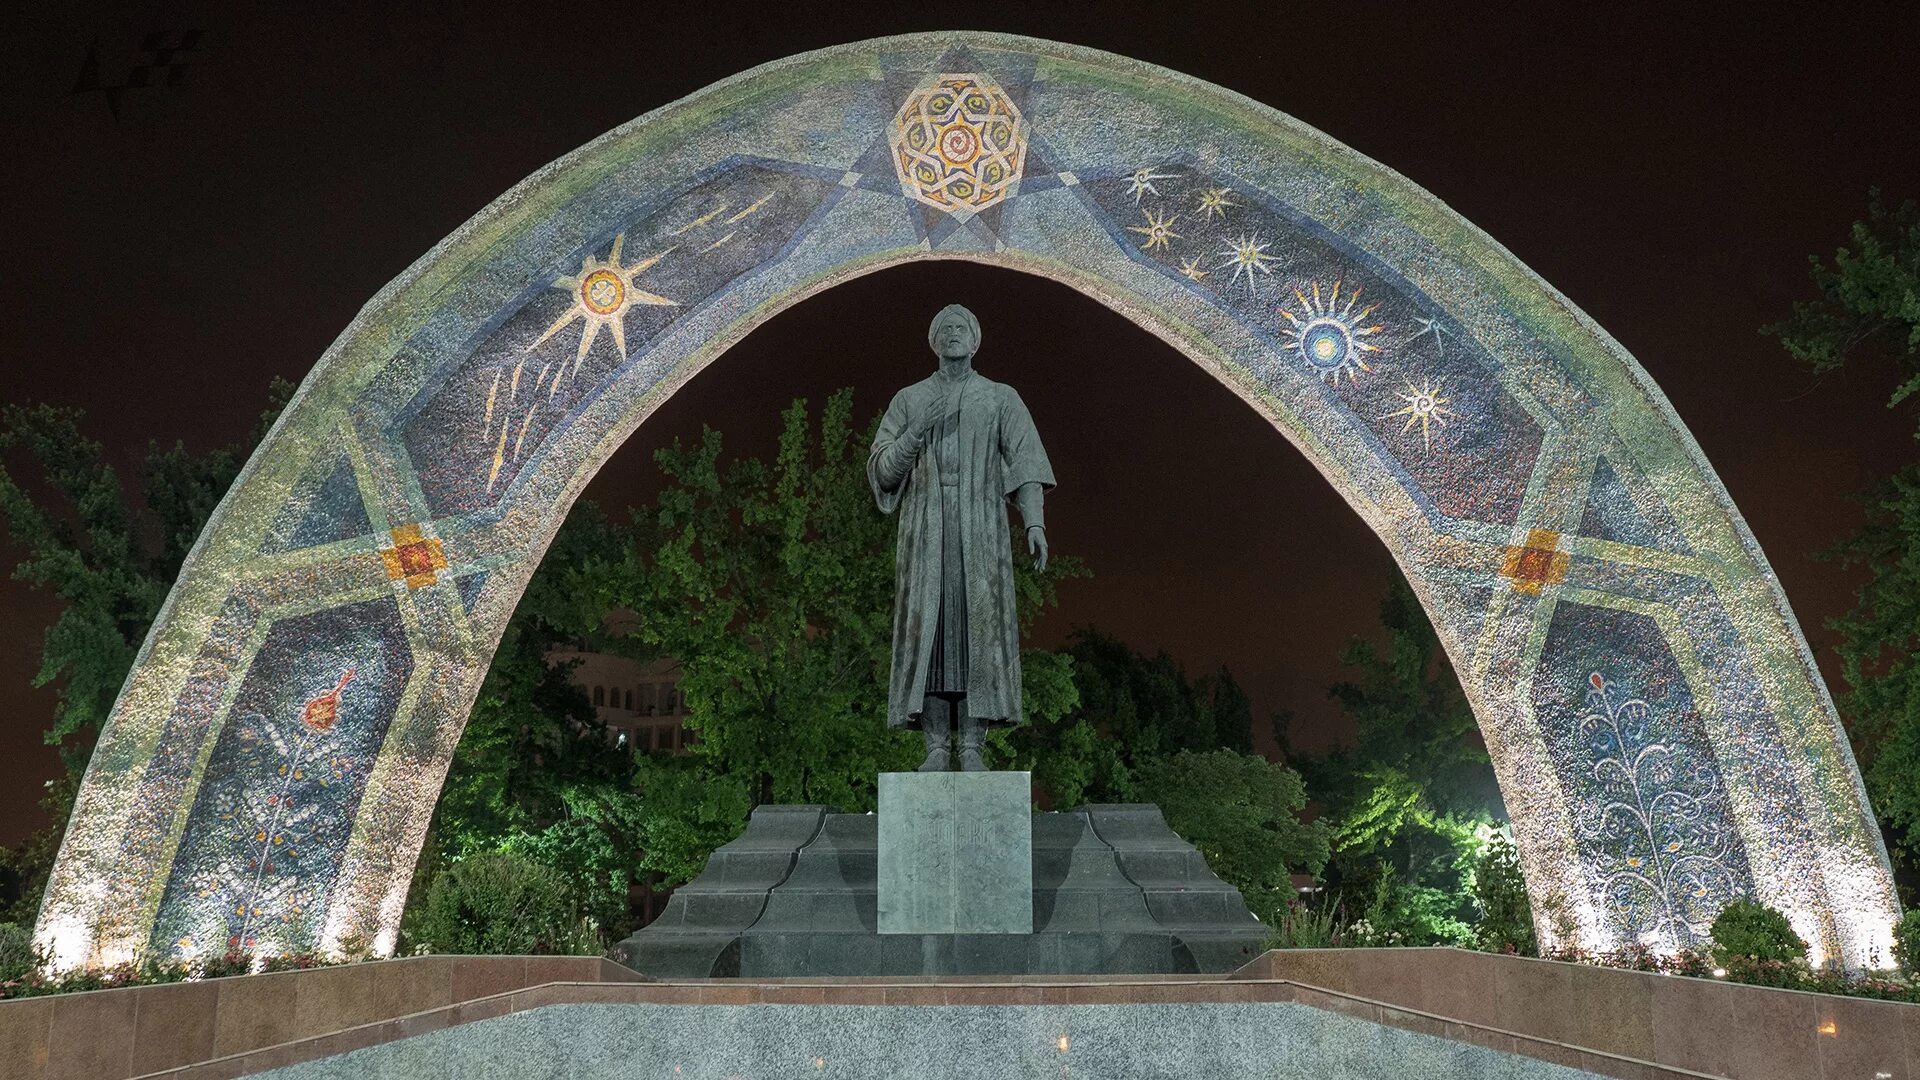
{"left": 1079, "top": 165, "right": 1546, "bottom": 528}
{"left": 150, "top": 597, "right": 413, "bottom": 957}
{"left": 1532, "top": 601, "right": 1751, "bottom": 947}
{"left": 401, "top": 163, "right": 843, "bottom": 517}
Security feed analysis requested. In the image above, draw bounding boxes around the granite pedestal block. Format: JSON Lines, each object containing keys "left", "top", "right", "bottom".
{"left": 877, "top": 770, "right": 1032, "bottom": 934}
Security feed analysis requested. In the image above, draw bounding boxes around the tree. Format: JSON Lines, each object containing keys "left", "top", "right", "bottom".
{"left": 1298, "top": 571, "right": 1502, "bottom": 944}
{"left": 1765, "top": 192, "right": 1920, "bottom": 882}
{"left": 416, "top": 503, "right": 645, "bottom": 936}
{"left": 1132, "top": 750, "right": 1330, "bottom": 920}
{"left": 998, "top": 631, "right": 1328, "bottom": 918}
{"left": 0, "top": 382, "right": 292, "bottom": 922}
{"left": 998, "top": 628, "right": 1266, "bottom": 809}
{"left": 611, "top": 390, "right": 1083, "bottom": 887}
{"left": 1471, "top": 829, "right": 1537, "bottom": 955}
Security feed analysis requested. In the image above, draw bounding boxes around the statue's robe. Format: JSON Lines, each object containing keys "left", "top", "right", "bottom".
{"left": 868, "top": 369, "right": 1054, "bottom": 729}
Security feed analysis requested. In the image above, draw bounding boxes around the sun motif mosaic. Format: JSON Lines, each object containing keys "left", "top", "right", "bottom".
{"left": 1279, "top": 280, "right": 1384, "bottom": 383}
{"left": 889, "top": 73, "right": 1027, "bottom": 214}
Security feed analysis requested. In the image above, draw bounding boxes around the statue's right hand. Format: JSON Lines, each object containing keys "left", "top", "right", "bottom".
{"left": 909, "top": 395, "right": 946, "bottom": 441}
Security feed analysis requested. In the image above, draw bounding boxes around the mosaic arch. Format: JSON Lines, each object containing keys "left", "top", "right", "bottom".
{"left": 37, "top": 32, "right": 1897, "bottom": 968}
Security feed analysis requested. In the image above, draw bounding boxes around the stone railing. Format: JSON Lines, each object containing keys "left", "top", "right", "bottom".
{"left": 6, "top": 947, "right": 1913, "bottom": 1078}
{"left": 1239, "top": 947, "right": 1916, "bottom": 1080}
{"left": 0, "top": 955, "right": 642, "bottom": 1080}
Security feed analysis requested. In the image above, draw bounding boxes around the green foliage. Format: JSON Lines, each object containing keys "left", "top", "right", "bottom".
{"left": 1709, "top": 900, "right": 1809, "bottom": 966}
{"left": 0, "top": 384, "right": 292, "bottom": 762}
{"left": 402, "top": 851, "right": 599, "bottom": 956}
{"left": 1825, "top": 461, "right": 1920, "bottom": 853}
{"left": 1894, "top": 909, "right": 1920, "bottom": 973}
{"left": 0, "top": 775, "right": 76, "bottom": 925}
{"left": 1348, "top": 867, "right": 1475, "bottom": 947}
{"left": 0, "top": 923, "right": 43, "bottom": 984}
{"left": 1470, "top": 831, "right": 1536, "bottom": 956}
{"left": 0, "top": 383, "right": 293, "bottom": 921}
{"left": 1764, "top": 192, "right": 1920, "bottom": 883}
{"left": 1004, "top": 629, "right": 1263, "bottom": 809}
{"left": 419, "top": 504, "right": 645, "bottom": 937}
{"left": 1764, "top": 190, "right": 1920, "bottom": 400}
{"left": 1261, "top": 897, "right": 1351, "bottom": 950}
{"left": 609, "top": 390, "right": 1083, "bottom": 886}
{"left": 1297, "top": 572, "right": 1500, "bottom": 946}
{"left": 1133, "top": 750, "right": 1330, "bottom": 895}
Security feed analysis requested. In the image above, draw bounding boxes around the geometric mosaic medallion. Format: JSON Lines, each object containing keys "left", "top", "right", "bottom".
{"left": 890, "top": 72, "right": 1027, "bottom": 214}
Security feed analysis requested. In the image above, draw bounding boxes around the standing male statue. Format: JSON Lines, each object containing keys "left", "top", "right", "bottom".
{"left": 869, "top": 304, "right": 1055, "bottom": 772}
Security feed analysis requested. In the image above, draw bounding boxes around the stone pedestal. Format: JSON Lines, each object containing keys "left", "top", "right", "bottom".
{"left": 877, "top": 771, "right": 1032, "bottom": 934}
{"left": 615, "top": 800, "right": 1270, "bottom": 977}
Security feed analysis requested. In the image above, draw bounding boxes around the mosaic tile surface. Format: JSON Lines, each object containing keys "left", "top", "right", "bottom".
{"left": 35, "top": 33, "right": 1895, "bottom": 968}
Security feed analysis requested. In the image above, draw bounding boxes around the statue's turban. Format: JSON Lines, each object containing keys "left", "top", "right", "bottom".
{"left": 927, "top": 304, "right": 981, "bottom": 354}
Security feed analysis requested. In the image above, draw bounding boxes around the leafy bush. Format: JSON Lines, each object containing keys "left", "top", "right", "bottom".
{"left": 1892, "top": 909, "right": 1920, "bottom": 973}
{"left": 1263, "top": 897, "right": 1350, "bottom": 950}
{"left": 1131, "top": 749, "right": 1332, "bottom": 895}
{"left": 403, "top": 850, "right": 600, "bottom": 956}
{"left": 1709, "top": 900, "right": 1808, "bottom": 966}
{"left": 1347, "top": 870, "right": 1474, "bottom": 947}
{"left": 260, "top": 951, "right": 327, "bottom": 973}
{"left": 197, "top": 951, "right": 253, "bottom": 979}
{"left": 0, "top": 923, "right": 44, "bottom": 985}
{"left": 1470, "top": 833, "right": 1536, "bottom": 956}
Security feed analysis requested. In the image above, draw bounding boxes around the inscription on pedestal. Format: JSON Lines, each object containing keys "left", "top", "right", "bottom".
{"left": 877, "top": 771, "right": 1032, "bottom": 934}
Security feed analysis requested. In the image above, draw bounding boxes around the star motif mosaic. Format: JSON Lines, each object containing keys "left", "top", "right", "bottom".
{"left": 1196, "top": 186, "right": 1236, "bottom": 219}
{"left": 1383, "top": 377, "right": 1456, "bottom": 452}
{"left": 1217, "top": 231, "right": 1277, "bottom": 293}
{"left": 1127, "top": 208, "right": 1181, "bottom": 251}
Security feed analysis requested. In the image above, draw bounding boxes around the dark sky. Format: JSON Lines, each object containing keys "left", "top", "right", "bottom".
{"left": 2, "top": 4, "right": 1915, "bottom": 847}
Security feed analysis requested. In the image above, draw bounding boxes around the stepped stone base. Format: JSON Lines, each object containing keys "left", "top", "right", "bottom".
{"left": 614, "top": 802, "right": 1270, "bottom": 978}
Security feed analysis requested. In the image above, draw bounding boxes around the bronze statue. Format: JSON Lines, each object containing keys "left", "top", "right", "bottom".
{"left": 869, "top": 304, "right": 1055, "bottom": 772}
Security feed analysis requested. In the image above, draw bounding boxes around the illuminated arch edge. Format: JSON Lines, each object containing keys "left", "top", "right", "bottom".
{"left": 35, "top": 32, "right": 1894, "bottom": 969}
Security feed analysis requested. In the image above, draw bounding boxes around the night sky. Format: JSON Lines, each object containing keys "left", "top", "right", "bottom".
{"left": 2, "top": 4, "right": 1916, "bottom": 848}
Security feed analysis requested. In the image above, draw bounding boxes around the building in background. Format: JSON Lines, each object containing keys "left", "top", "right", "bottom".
{"left": 544, "top": 643, "right": 693, "bottom": 925}
{"left": 545, "top": 648, "right": 694, "bottom": 755}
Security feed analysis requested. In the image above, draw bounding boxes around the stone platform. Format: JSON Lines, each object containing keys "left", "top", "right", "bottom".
{"left": 252, "top": 997, "right": 1620, "bottom": 1080}
{"left": 615, "top": 802, "right": 1269, "bottom": 978}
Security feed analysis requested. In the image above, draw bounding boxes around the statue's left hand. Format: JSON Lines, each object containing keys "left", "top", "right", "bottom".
{"left": 1027, "top": 526, "right": 1048, "bottom": 571}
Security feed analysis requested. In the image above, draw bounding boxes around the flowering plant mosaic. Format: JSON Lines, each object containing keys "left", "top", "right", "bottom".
{"left": 35, "top": 33, "right": 1895, "bottom": 970}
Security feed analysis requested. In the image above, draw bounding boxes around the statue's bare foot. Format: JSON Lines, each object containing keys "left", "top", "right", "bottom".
{"left": 918, "top": 746, "right": 951, "bottom": 772}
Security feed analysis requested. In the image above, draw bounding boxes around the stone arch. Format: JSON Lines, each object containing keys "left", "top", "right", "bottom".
{"left": 36, "top": 32, "right": 1895, "bottom": 968}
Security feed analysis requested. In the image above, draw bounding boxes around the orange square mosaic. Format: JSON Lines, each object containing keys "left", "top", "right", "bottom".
{"left": 379, "top": 523, "right": 448, "bottom": 589}
{"left": 1500, "top": 528, "right": 1570, "bottom": 596}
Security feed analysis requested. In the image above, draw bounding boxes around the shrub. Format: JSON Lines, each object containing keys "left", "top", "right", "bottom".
{"left": 261, "top": 951, "right": 328, "bottom": 973}
{"left": 198, "top": 950, "right": 254, "bottom": 979}
{"left": 1470, "top": 833, "right": 1536, "bottom": 956}
{"left": 1349, "top": 871, "right": 1474, "bottom": 947}
{"left": 1709, "top": 900, "right": 1808, "bottom": 971}
{"left": 1892, "top": 909, "right": 1920, "bottom": 973}
{"left": 1265, "top": 897, "right": 1349, "bottom": 950}
{"left": 0, "top": 923, "right": 44, "bottom": 985}
{"left": 403, "top": 850, "right": 599, "bottom": 956}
